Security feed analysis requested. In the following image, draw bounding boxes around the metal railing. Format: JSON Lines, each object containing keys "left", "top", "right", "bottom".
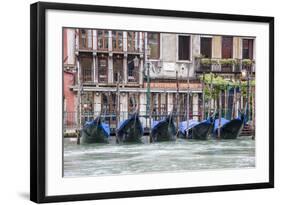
{"left": 63, "top": 109, "right": 203, "bottom": 131}
{"left": 76, "top": 35, "right": 144, "bottom": 52}
{"left": 128, "top": 69, "right": 139, "bottom": 83}
{"left": 64, "top": 111, "right": 78, "bottom": 130}
{"left": 195, "top": 58, "right": 255, "bottom": 73}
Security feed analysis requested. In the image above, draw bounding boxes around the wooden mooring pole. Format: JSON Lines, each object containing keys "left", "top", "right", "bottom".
{"left": 252, "top": 85, "right": 255, "bottom": 139}
{"left": 208, "top": 73, "right": 213, "bottom": 118}
{"left": 176, "top": 71, "right": 179, "bottom": 131}
{"left": 186, "top": 66, "right": 190, "bottom": 138}
{"left": 116, "top": 72, "right": 120, "bottom": 138}
{"left": 76, "top": 58, "right": 81, "bottom": 145}
{"left": 202, "top": 73, "right": 205, "bottom": 120}
{"left": 218, "top": 89, "right": 222, "bottom": 139}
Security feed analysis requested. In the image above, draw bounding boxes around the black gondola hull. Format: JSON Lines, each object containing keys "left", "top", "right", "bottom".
{"left": 117, "top": 114, "right": 143, "bottom": 143}
{"left": 81, "top": 123, "right": 109, "bottom": 144}
{"left": 192, "top": 122, "right": 213, "bottom": 140}
{"left": 151, "top": 117, "right": 176, "bottom": 142}
{"left": 177, "top": 129, "right": 192, "bottom": 139}
{"left": 216, "top": 119, "right": 244, "bottom": 139}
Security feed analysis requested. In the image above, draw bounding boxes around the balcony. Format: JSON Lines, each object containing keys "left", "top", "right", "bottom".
{"left": 195, "top": 58, "right": 255, "bottom": 74}
{"left": 127, "top": 46, "right": 142, "bottom": 53}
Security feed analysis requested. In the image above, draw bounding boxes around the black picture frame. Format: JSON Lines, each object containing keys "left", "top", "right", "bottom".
{"left": 30, "top": 2, "right": 274, "bottom": 203}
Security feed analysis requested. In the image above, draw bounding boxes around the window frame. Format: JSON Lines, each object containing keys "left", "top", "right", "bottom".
{"left": 113, "top": 54, "right": 124, "bottom": 83}
{"left": 112, "top": 30, "right": 123, "bottom": 51}
{"left": 177, "top": 34, "right": 192, "bottom": 62}
{"left": 200, "top": 36, "right": 213, "bottom": 58}
{"left": 127, "top": 31, "right": 140, "bottom": 52}
{"left": 127, "top": 54, "right": 140, "bottom": 83}
{"left": 221, "top": 36, "right": 234, "bottom": 59}
{"left": 241, "top": 37, "right": 255, "bottom": 60}
{"left": 79, "top": 54, "right": 93, "bottom": 82}
{"left": 79, "top": 29, "right": 93, "bottom": 50}
{"left": 97, "top": 54, "right": 108, "bottom": 83}
{"left": 97, "top": 30, "right": 109, "bottom": 51}
{"left": 147, "top": 32, "right": 160, "bottom": 59}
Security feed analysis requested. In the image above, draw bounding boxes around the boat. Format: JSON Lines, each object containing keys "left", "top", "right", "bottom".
{"left": 178, "top": 119, "right": 199, "bottom": 139}
{"left": 116, "top": 113, "right": 144, "bottom": 143}
{"left": 151, "top": 114, "right": 177, "bottom": 142}
{"left": 191, "top": 117, "right": 215, "bottom": 140}
{"left": 80, "top": 116, "right": 110, "bottom": 144}
{"left": 178, "top": 117, "right": 214, "bottom": 140}
{"left": 213, "top": 114, "right": 244, "bottom": 139}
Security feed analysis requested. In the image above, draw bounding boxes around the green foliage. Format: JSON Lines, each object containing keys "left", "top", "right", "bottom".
{"left": 200, "top": 58, "right": 220, "bottom": 66}
{"left": 200, "top": 73, "right": 255, "bottom": 100}
{"left": 242, "top": 59, "right": 254, "bottom": 66}
{"left": 211, "top": 59, "right": 219, "bottom": 65}
{"left": 200, "top": 58, "right": 212, "bottom": 66}
{"left": 219, "top": 58, "right": 237, "bottom": 66}
{"left": 194, "top": 54, "right": 205, "bottom": 60}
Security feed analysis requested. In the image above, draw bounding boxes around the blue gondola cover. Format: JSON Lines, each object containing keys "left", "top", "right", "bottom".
{"left": 179, "top": 119, "right": 199, "bottom": 134}
{"left": 213, "top": 118, "right": 230, "bottom": 133}
{"left": 84, "top": 119, "right": 110, "bottom": 138}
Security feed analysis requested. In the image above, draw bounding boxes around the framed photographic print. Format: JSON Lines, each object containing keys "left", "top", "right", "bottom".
{"left": 30, "top": 1, "right": 274, "bottom": 203}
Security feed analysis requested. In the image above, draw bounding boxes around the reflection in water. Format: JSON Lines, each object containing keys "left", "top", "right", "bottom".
{"left": 63, "top": 137, "right": 255, "bottom": 177}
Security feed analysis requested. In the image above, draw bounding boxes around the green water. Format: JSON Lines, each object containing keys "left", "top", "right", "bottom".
{"left": 63, "top": 137, "right": 255, "bottom": 177}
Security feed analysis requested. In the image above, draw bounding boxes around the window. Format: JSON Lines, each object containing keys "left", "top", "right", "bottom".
{"left": 221, "top": 36, "right": 233, "bottom": 72}
{"left": 112, "top": 31, "right": 123, "bottom": 51}
{"left": 200, "top": 37, "right": 212, "bottom": 58}
{"left": 101, "top": 93, "right": 109, "bottom": 113}
{"left": 80, "top": 55, "right": 92, "bottom": 82}
{"left": 221, "top": 36, "right": 233, "bottom": 58}
{"left": 178, "top": 35, "right": 191, "bottom": 61}
{"left": 127, "top": 32, "right": 139, "bottom": 52}
{"left": 148, "top": 33, "right": 160, "bottom": 59}
{"left": 242, "top": 39, "right": 254, "bottom": 59}
{"left": 113, "top": 54, "right": 123, "bottom": 83}
{"left": 97, "top": 30, "right": 109, "bottom": 50}
{"left": 127, "top": 55, "right": 139, "bottom": 83}
{"left": 79, "top": 29, "right": 92, "bottom": 50}
{"left": 97, "top": 54, "right": 108, "bottom": 83}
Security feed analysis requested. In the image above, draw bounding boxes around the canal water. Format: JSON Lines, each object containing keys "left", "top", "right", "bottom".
{"left": 64, "top": 137, "right": 255, "bottom": 177}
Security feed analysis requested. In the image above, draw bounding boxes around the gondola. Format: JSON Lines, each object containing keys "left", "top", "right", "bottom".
{"left": 178, "top": 119, "right": 199, "bottom": 139}
{"left": 178, "top": 117, "right": 214, "bottom": 140}
{"left": 191, "top": 117, "right": 214, "bottom": 140}
{"left": 151, "top": 114, "right": 177, "bottom": 142}
{"left": 80, "top": 116, "right": 110, "bottom": 144}
{"left": 116, "top": 113, "right": 143, "bottom": 143}
{"left": 213, "top": 114, "right": 244, "bottom": 139}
